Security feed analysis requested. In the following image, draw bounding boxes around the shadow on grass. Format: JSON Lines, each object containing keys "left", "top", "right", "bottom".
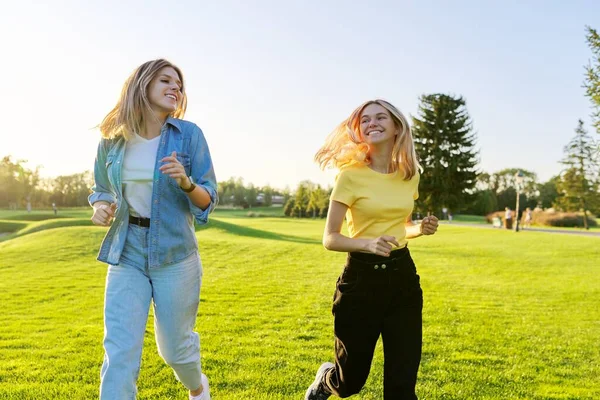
{"left": 0, "top": 218, "right": 94, "bottom": 243}
{"left": 201, "top": 218, "right": 321, "bottom": 245}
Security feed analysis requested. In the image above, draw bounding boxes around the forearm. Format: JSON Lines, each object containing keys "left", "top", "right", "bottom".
{"left": 323, "top": 232, "right": 370, "bottom": 253}
{"left": 405, "top": 224, "right": 423, "bottom": 239}
{"left": 185, "top": 185, "right": 212, "bottom": 210}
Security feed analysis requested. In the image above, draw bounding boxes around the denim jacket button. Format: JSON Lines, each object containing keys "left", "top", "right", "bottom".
{"left": 374, "top": 264, "right": 379, "bottom": 270}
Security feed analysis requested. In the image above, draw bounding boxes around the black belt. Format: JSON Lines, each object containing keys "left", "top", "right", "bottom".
{"left": 129, "top": 215, "right": 150, "bottom": 228}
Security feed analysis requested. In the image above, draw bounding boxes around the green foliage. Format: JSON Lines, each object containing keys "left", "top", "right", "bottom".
{"left": 218, "top": 177, "right": 282, "bottom": 209}
{"left": 283, "top": 198, "right": 295, "bottom": 217}
{"left": 554, "top": 120, "right": 600, "bottom": 228}
{"left": 0, "top": 155, "right": 93, "bottom": 210}
{"left": 584, "top": 26, "right": 600, "bottom": 134}
{"left": 412, "top": 94, "right": 478, "bottom": 214}
{"left": 0, "top": 155, "right": 41, "bottom": 208}
{"left": 538, "top": 176, "right": 560, "bottom": 209}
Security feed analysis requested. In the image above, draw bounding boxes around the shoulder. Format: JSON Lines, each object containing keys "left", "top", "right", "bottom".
{"left": 98, "top": 136, "right": 122, "bottom": 152}
{"left": 337, "top": 165, "right": 367, "bottom": 180}
{"left": 169, "top": 118, "right": 203, "bottom": 135}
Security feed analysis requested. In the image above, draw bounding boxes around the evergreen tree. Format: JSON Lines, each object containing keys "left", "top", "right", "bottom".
{"left": 554, "top": 119, "right": 599, "bottom": 229}
{"left": 412, "top": 94, "right": 479, "bottom": 214}
{"left": 584, "top": 26, "right": 600, "bottom": 134}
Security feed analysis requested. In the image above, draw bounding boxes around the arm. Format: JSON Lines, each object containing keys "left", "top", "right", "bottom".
{"left": 180, "top": 176, "right": 213, "bottom": 210}
{"left": 88, "top": 139, "right": 116, "bottom": 207}
{"left": 186, "top": 126, "right": 218, "bottom": 221}
{"left": 405, "top": 214, "right": 439, "bottom": 239}
{"left": 159, "top": 125, "right": 218, "bottom": 224}
{"left": 88, "top": 139, "right": 117, "bottom": 226}
{"left": 323, "top": 200, "right": 399, "bottom": 257}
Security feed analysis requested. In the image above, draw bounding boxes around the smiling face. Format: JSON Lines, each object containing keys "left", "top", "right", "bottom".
{"left": 359, "top": 103, "right": 398, "bottom": 145}
{"left": 147, "top": 66, "right": 183, "bottom": 118}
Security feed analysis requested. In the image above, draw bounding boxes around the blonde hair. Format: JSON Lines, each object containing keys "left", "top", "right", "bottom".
{"left": 314, "top": 99, "right": 421, "bottom": 180}
{"left": 99, "top": 59, "right": 187, "bottom": 139}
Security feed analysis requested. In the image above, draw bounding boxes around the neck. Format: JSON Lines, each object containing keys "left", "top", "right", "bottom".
{"left": 139, "top": 110, "right": 168, "bottom": 139}
{"left": 368, "top": 142, "right": 394, "bottom": 173}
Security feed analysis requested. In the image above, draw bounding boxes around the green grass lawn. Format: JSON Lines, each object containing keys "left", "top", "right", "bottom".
{"left": 0, "top": 209, "right": 598, "bottom": 399}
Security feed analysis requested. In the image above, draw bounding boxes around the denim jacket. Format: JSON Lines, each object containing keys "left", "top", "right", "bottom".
{"left": 88, "top": 117, "right": 218, "bottom": 268}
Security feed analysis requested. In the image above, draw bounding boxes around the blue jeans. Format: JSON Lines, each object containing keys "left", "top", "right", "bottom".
{"left": 100, "top": 224, "right": 203, "bottom": 399}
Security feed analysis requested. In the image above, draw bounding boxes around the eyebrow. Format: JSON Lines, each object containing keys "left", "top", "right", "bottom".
{"left": 361, "top": 112, "right": 388, "bottom": 119}
{"left": 159, "top": 74, "right": 182, "bottom": 86}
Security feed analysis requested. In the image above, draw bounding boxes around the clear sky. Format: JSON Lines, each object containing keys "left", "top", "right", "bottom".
{"left": 0, "top": 0, "right": 598, "bottom": 190}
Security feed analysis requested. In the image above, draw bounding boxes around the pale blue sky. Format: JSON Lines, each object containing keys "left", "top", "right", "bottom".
{"left": 0, "top": 0, "right": 597, "bottom": 189}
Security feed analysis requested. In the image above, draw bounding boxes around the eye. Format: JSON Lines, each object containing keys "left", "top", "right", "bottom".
{"left": 378, "top": 116, "right": 386, "bottom": 120}
{"left": 161, "top": 79, "right": 169, "bottom": 84}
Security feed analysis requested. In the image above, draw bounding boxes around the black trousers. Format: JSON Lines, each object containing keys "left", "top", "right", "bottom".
{"left": 324, "top": 247, "right": 423, "bottom": 399}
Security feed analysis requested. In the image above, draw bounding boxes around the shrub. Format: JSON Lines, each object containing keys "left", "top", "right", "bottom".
{"left": 485, "top": 210, "right": 597, "bottom": 228}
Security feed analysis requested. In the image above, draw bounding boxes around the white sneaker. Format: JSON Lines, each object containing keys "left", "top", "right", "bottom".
{"left": 189, "top": 374, "right": 211, "bottom": 400}
{"left": 201, "top": 374, "right": 211, "bottom": 400}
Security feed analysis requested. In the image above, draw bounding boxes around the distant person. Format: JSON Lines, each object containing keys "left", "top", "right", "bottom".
{"left": 89, "top": 59, "right": 218, "bottom": 400}
{"left": 52, "top": 202, "right": 57, "bottom": 216}
{"left": 505, "top": 207, "right": 513, "bottom": 230}
{"left": 524, "top": 207, "right": 532, "bottom": 229}
{"left": 448, "top": 212, "right": 453, "bottom": 223}
{"left": 307, "top": 99, "right": 439, "bottom": 399}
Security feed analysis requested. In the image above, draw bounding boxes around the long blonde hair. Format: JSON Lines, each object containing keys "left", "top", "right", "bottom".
{"left": 99, "top": 59, "right": 187, "bottom": 139}
{"left": 314, "top": 99, "right": 421, "bottom": 180}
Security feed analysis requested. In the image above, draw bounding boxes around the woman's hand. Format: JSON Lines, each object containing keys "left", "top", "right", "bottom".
{"left": 365, "top": 235, "right": 400, "bottom": 257}
{"left": 420, "top": 215, "right": 439, "bottom": 235}
{"left": 159, "top": 151, "right": 191, "bottom": 189}
{"left": 91, "top": 202, "right": 117, "bottom": 226}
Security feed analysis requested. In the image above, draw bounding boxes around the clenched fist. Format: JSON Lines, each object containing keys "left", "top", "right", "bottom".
{"left": 420, "top": 215, "right": 439, "bottom": 236}
{"left": 91, "top": 202, "right": 117, "bottom": 227}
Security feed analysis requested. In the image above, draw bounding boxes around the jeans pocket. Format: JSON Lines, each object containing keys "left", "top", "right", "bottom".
{"left": 337, "top": 266, "right": 362, "bottom": 294}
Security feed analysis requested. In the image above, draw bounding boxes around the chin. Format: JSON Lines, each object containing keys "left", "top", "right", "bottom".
{"left": 162, "top": 104, "right": 178, "bottom": 113}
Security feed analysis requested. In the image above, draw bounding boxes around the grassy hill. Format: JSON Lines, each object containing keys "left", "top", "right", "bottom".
{"left": 0, "top": 208, "right": 598, "bottom": 399}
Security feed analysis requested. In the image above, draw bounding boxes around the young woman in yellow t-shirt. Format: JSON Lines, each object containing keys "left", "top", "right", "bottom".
{"left": 305, "top": 99, "right": 439, "bottom": 400}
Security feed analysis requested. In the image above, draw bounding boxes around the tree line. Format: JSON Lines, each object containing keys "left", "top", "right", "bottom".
{"left": 2, "top": 27, "right": 598, "bottom": 219}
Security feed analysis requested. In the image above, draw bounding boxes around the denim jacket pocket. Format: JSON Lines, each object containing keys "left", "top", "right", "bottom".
{"left": 177, "top": 153, "right": 191, "bottom": 175}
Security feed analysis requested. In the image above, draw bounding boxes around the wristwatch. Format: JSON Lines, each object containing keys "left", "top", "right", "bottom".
{"left": 181, "top": 176, "right": 196, "bottom": 193}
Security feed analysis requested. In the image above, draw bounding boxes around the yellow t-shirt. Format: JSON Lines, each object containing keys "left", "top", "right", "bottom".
{"left": 330, "top": 165, "right": 419, "bottom": 248}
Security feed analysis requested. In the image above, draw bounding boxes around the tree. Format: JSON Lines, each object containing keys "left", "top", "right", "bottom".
{"left": 490, "top": 168, "right": 538, "bottom": 211}
{"left": 0, "top": 156, "right": 40, "bottom": 208}
{"left": 246, "top": 183, "right": 258, "bottom": 208}
{"left": 283, "top": 198, "right": 295, "bottom": 217}
{"left": 292, "top": 181, "right": 312, "bottom": 217}
{"left": 306, "top": 185, "right": 329, "bottom": 218}
{"left": 261, "top": 185, "right": 273, "bottom": 207}
{"left": 412, "top": 94, "right": 479, "bottom": 214}
{"left": 538, "top": 176, "right": 560, "bottom": 209}
{"left": 50, "top": 171, "right": 93, "bottom": 207}
{"left": 232, "top": 177, "right": 247, "bottom": 208}
{"left": 554, "top": 120, "right": 599, "bottom": 229}
{"left": 584, "top": 26, "right": 600, "bottom": 134}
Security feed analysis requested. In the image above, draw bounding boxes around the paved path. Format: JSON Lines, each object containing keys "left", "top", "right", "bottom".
{"left": 444, "top": 222, "right": 600, "bottom": 237}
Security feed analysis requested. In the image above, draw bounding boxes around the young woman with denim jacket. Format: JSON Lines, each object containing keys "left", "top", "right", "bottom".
{"left": 89, "top": 59, "right": 217, "bottom": 400}
{"left": 305, "top": 100, "right": 439, "bottom": 400}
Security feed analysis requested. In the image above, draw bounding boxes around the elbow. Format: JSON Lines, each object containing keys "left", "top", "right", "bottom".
{"left": 322, "top": 235, "right": 332, "bottom": 251}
